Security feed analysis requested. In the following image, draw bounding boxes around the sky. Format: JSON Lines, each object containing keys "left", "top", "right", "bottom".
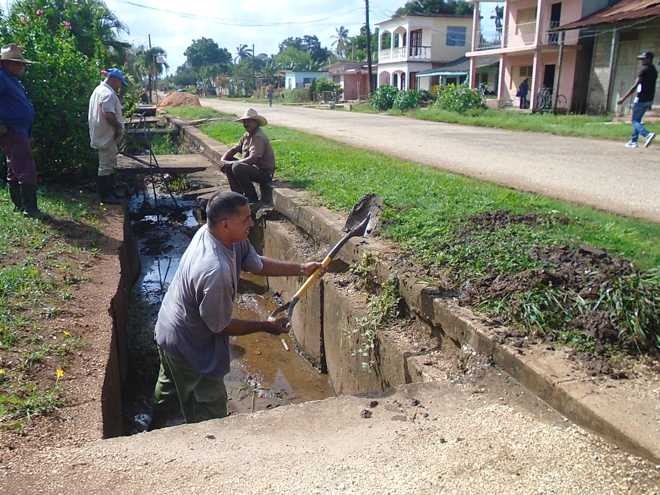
{"left": 103, "top": 0, "right": 409, "bottom": 71}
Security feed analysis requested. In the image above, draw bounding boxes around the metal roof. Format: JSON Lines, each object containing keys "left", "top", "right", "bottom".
{"left": 557, "top": 0, "right": 660, "bottom": 30}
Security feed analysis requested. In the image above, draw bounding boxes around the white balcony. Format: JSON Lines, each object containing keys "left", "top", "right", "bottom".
{"left": 379, "top": 46, "right": 431, "bottom": 62}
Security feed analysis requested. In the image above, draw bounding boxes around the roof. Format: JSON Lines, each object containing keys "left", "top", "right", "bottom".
{"left": 327, "top": 62, "right": 368, "bottom": 75}
{"left": 416, "top": 56, "right": 498, "bottom": 77}
{"left": 557, "top": 0, "right": 660, "bottom": 31}
{"left": 376, "top": 12, "right": 471, "bottom": 26}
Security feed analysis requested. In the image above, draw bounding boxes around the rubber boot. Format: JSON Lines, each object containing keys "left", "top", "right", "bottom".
{"left": 107, "top": 173, "right": 126, "bottom": 199}
{"left": 259, "top": 182, "right": 273, "bottom": 205}
{"left": 8, "top": 181, "right": 23, "bottom": 212}
{"left": 20, "top": 183, "right": 45, "bottom": 219}
{"left": 97, "top": 175, "right": 121, "bottom": 205}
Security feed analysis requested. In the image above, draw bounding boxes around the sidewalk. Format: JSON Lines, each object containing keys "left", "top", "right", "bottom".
{"left": 201, "top": 99, "right": 660, "bottom": 223}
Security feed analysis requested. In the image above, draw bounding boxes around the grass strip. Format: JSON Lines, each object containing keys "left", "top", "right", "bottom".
{"left": 190, "top": 107, "right": 659, "bottom": 357}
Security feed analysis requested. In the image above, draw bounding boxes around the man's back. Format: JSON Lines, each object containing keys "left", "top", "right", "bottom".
{"left": 88, "top": 81, "right": 122, "bottom": 148}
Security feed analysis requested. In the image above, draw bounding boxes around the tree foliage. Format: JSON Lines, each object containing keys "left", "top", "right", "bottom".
{"left": 275, "top": 46, "right": 319, "bottom": 71}
{"left": 395, "top": 0, "right": 473, "bottom": 16}
{"left": 278, "top": 35, "right": 331, "bottom": 66}
{"left": 184, "top": 37, "right": 232, "bottom": 70}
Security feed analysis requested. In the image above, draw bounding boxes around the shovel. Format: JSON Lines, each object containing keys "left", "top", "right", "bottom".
{"left": 270, "top": 194, "right": 384, "bottom": 323}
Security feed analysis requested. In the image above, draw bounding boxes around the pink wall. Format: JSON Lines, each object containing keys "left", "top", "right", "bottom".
{"left": 343, "top": 73, "right": 370, "bottom": 100}
{"left": 506, "top": 0, "right": 583, "bottom": 48}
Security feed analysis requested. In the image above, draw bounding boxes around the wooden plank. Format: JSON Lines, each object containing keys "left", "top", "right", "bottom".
{"left": 181, "top": 186, "right": 222, "bottom": 199}
{"left": 116, "top": 154, "right": 212, "bottom": 175}
{"left": 125, "top": 127, "right": 176, "bottom": 135}
{"left": 125, "top": 116, "right": 161, "bottom": 126}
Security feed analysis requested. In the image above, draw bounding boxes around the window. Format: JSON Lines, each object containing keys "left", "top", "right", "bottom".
{"left": 519, "top": 66, "right": 533, "bottom": 78}
{"left": 303, "top": 78, "right": 314, "bottom": 86}
{"left": 446, "top": 26, "right": 466, "bottom": 46}
{"left": 516, "top": 7, "right": 537, "bottom": 34}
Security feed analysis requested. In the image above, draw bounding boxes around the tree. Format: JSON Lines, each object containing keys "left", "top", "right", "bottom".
{"left": 332, "top": 26, "right": 350, "bottom": 59}
{"left": 234, "top": 44, "right": 253, "bottom": 64}
{"left": 345, "top": 25, "right": 379, "bottom": 62}
{"left": 8, "top": 0, "right": 130, "bottom": 67}
{"left": 278, "top": 35, "right": 331, "bottom": 66}
{"left": 184, "top": 37, "right": 232, "bottom": 71}
{"left": 275, "top": 46, "right": 319, "bottom": 71}
{"left": 395, "top": 0, "right": 473, "bottom": 16}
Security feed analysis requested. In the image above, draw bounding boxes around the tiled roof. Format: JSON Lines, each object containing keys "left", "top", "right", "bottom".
{"left": 558, "top": 0, "right": 660, "bottom": 30}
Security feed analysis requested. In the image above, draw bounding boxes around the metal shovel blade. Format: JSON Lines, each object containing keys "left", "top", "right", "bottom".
{"left": 343, "top": 193, "right": 384, "bottom": 238}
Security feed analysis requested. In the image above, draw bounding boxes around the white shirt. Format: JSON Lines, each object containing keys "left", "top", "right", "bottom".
{"left": 88, "top": 81, "right": 123, "bottom": 149}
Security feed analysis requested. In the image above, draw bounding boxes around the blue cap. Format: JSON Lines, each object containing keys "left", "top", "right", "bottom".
{"left": 106, "top": 68, "right": 128, "bottom": 87}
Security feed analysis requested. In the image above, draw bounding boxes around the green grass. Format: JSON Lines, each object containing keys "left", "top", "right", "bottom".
{"left": 163, "top": 105, "right": 231, "bottom": 121}
{"left": 414, "top": 107, "right": 659, "bottom": 141}
{"left": 0, "top": 187, "right": 101, "bottom": 428}
{"left": 201, "top": 118, "right": 660, "bottom": 355}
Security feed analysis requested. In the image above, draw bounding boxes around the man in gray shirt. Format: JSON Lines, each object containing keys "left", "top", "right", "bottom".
{"left": 153, "top": 191, "right": 320, "bottom": 423}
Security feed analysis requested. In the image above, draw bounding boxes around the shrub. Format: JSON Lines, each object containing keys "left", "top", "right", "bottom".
{"left": 283, "top": 88, "right": 312, "bottom": 103}
{"left": 435, "top": 84, "right": 486, "bottom": 113}
{"left": 417, "top": 89, "right": 434, "bottom": 105}
{"left": 3, "top": 7, "right": 103, "bottom": 179}
{"left": 393, "top": 89, "right": 421, "bottom": 112}
{"left": 370, "top": 85, "right": 399, "bottom": 111}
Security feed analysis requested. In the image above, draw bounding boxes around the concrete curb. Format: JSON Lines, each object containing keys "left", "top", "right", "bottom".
{"left": 171, "top": 117, "right": 660, "bottom": 463}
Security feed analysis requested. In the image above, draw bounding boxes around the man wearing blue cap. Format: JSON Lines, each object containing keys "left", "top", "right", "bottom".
{"left": 88, "top": 68, "right": 127, "bottom": 203}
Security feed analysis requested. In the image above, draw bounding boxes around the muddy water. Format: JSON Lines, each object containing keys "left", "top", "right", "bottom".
{"left": 123, "top": 191, "right": 333, "bottom": 434}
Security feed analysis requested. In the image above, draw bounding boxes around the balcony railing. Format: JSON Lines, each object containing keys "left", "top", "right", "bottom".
{"left": 544, "top": 20, "right": 561, "bottom": 45}
{"left": 378, "top": 46, "right": 431, "bottom": 61}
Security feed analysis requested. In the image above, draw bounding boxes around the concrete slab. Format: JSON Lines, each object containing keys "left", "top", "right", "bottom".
{"left": 116, "top": 154, "right": 211, "bottom": 175}
{"left": 5, "top": 382, "right": 658, "bottom": 494}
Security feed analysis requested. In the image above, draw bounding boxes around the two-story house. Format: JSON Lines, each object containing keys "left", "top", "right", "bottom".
{"left": 375, "top": 13, "right": 473, "bottom": 91}
{"left": 466, "top": 0, "right": 587, "bottom": 111}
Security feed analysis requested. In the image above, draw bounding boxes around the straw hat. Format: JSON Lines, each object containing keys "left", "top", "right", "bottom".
{"left": 235, "top": 108, "right": 267, "bottom": 126}
{"left": 0, "top": 44, "right": 34, "bottom": 64}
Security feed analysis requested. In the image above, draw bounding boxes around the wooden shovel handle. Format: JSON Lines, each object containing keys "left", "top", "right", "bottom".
{"left": 292, "top": 254, "right": 333, "bottom": 300}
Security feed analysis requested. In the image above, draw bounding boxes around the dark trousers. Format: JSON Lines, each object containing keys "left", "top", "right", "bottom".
{"left": 224, "top": 162, "right": 272, "bottom": 202}
{"left": 0, "top": 128, "right": 37, "bottom": 185}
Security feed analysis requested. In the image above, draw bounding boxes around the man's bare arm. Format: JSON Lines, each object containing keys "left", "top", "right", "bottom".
{"left": 222, "top": 317, "right": 288, "bottom": 336}
{"left": 221, "top": 143, "right": 242, "bottom": 161}
{"left": 103, "top": 110, "right": 123, "bottom": 139}
{"left": 618, "top": 78, "right": 641, "bottom": 104}
{"left": 256, "top": 257, "right": 320, "bottom": 277}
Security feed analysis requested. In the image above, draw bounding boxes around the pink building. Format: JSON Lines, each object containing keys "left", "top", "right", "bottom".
{"left": 466, "top": 0, "right": 585, "bottom": 111}
{"left": 327, "top": 62, "right": 371, "bottom": 101}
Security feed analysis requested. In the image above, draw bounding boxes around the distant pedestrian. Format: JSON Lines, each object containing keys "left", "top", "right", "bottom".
{"left": 0, "top": 43, "right": 43, "bottom": 218}
{"left": 618, "top": 51, "right": 657, "bottom": 149}
{"left": 220, "top": 108, "right": 275, "bottom": 204}
{"left": 88, "top": 68, "right": 127, "bottom": 204}
{"left": 266, "top": 84, "right": 273, "bottom": 107}
{"left": 517, "top": 78, "right": 529, "bottom": 110}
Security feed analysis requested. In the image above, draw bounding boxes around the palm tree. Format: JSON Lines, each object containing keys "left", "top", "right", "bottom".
{"left": 258, "top": 60, "right": 280, "bottom": 85}
{"left": 234, "top": 44, "right": 253, "bottom": 64}
{"left": 331, "top": 26, "right": 350, "bottom": 59}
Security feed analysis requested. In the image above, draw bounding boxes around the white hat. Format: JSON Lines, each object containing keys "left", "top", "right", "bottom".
{"left": 235, "top": 108, "right": 267, "bottom": 126}
{"left": 0, "top": 44, "right": 34, "bottom": 64}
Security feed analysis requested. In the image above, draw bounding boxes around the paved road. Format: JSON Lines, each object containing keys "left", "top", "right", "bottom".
{"left": 202, "top": 99, "right": 660, "bottom": 223}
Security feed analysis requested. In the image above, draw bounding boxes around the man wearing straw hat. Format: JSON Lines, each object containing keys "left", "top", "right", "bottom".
{"left": 0, "top": 43, "right": 43, "bottom": 217}
{"left": 220, "top": 108, "right": 275, "bottom": 204}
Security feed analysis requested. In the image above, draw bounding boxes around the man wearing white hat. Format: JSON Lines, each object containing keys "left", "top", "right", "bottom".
{"left": 220, "top": 108, "right": 275, "bottom": 203}
{"left": 0, "top": 43, "right": 42, "bottom": 217}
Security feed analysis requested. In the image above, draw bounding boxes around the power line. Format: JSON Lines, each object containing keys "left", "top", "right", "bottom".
{"left": 110, "top": 0, "right": 364, "bottom": 28}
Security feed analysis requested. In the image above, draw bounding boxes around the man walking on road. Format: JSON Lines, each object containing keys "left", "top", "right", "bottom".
{"left": 88, "top": 68, "right": 127, "bottom": 203}
{"left": 220, "top": 108, "right": 275, "bottom": 204}
{"left": 618, "top": 51, "right": 657, "bottom": 149}
{"left": 0, "top": 44, "right": 43, "bottom": 218}
{"left": 153, "top": 191, "right": 320, "bottom": 423}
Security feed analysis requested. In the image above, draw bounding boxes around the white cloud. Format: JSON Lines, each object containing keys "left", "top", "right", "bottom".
{"left": 105, "top": 0, "right": 404, "bottom": 69}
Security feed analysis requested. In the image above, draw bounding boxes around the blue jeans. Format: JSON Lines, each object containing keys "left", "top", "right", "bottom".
{"left": 631, "top": 101, "right": 653, "bottom": 142}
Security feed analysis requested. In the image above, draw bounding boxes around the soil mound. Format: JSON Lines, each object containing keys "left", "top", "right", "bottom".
{"left": 158, "top": 92, "right": 201, "bottom": 108}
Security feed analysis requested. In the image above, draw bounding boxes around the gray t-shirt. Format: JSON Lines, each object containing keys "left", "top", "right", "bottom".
{"left": 155, "top": 224, "right": 263, "bottom": 377}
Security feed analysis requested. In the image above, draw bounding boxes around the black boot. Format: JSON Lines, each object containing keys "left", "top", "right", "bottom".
{"left": 20, "top": 183, "right": 45, "bottom": 219}
{"left": 8, "top": 181, "right": 22, "bottom": 212}
{"left": 107, "top": 173, "right": 126, "bottom": 199}
{"left": 96, "top": 175, "right": 121, "bottom": 204}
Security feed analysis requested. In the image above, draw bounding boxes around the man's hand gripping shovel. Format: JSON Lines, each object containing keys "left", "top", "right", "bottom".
{"left": 269, "top": 194, "right": 384, "bottom": 342}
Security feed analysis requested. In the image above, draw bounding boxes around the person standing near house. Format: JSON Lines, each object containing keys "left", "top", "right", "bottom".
{"left": 88, "top": 68, "right": 127, "bottom": 203}
{"left": 153, "top": 191, "right": 321, "bottom": 423}
{"left": 220, "top": 108, "right": 275, "bottom": 204}
{"left": 618, "top": 51, "right": 657, "bottom": 149}
{"left": 266, "top": 84, "right": 274, "bottom": 107}
{"left": 0, "top": 44, "right": 43, "bottom": 218}
{"left": 517, "top": 78, "right": 530, "bottom": 110}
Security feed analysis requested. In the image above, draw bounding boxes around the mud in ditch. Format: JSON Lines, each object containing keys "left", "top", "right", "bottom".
{"left": 122, "top": 189, "right": 333, "bottom": 434}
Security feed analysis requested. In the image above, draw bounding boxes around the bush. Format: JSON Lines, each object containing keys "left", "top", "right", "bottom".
{"left": 370, "top": 85, "right": 399, "bottom": 111}
{"left": 393, "top": 89, "right": 421, "bottom": 112}
{"left": 435, "top": 84, "right": 486, "bottom": 113}
{"left": 283, "top": 88, "right": 312, "bottom": 103}
{"left": 418, "top": 89, "right": 434, "bottom": 105}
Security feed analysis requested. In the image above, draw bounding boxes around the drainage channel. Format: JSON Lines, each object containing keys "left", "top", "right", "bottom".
{"left": 122, "top": 185, "right": 334, "bottom": 435}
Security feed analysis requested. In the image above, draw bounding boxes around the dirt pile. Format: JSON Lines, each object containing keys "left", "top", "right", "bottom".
{"left": 158, "top": 92, "right": 201, "bottom": 108}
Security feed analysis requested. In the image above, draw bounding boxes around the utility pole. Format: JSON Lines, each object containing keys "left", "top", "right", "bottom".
{"left": 365, "top": 0, "right": 374, "bottom": 95}
{"left": 148, "top": 34, "right": 153, "bottom": 104}
{"left": 253, "top": 43, "right": 257, "bottom": 94}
